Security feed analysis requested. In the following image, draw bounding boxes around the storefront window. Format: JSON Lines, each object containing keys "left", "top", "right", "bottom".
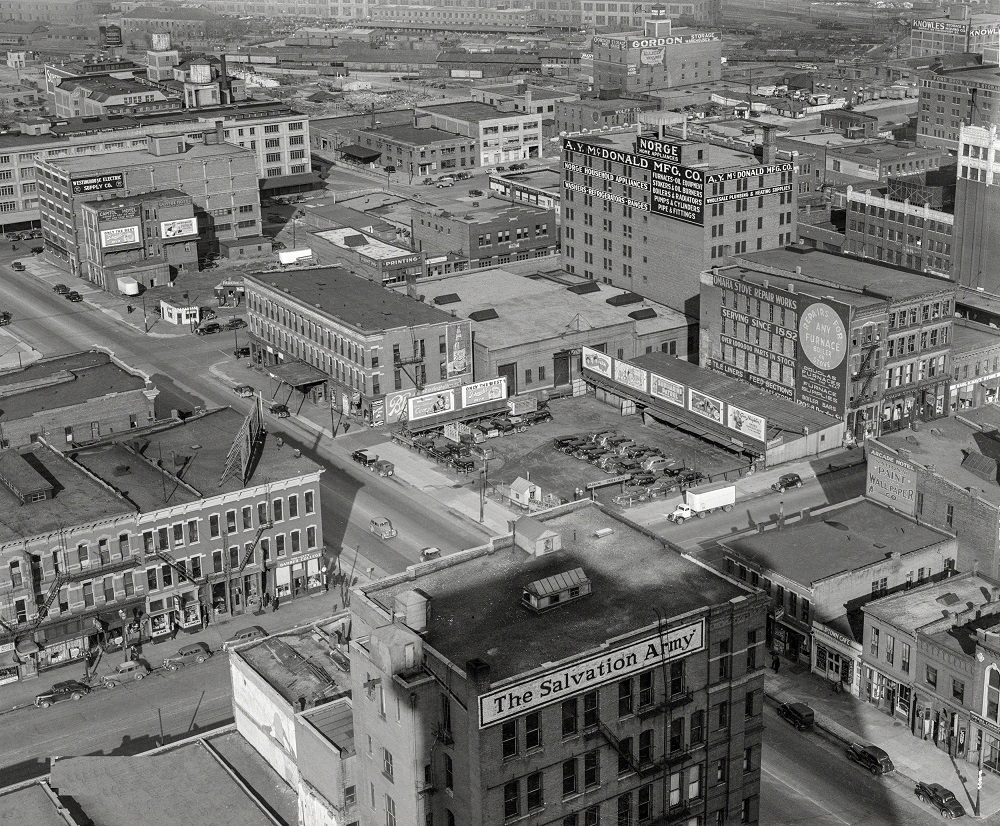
{"left": 986, "top": 668, "right": 1000, "bottom": 723}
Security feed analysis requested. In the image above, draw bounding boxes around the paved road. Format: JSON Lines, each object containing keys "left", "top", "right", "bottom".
{"left": 761, "top": 703, "right": 943, "bottom": 826}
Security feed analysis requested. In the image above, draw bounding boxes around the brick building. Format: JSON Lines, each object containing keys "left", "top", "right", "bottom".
{"left": 950, "top": 319, "right": 1000, "bottom": 410}
{"left": 350, "top": 502, "right": 768, "bottom": 826}
{"left": 553, "top": 92, "right": 661, "bottom": 136}
{"left": 908, "top": 6, "right": 1000, "bottom": 66}
{"left": 417, "top": 102, "right": 543, "bottom": 167}
{"left": 340, "top": 118, "right": 477, "bottom": 178}
{"left": 952, "top": 124, "right": 1000, "bottom": 294}
{"left": 915, "top": 61, "right": 1000, "bottom": 152}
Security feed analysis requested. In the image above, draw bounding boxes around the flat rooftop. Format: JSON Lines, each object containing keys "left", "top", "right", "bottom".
{"left": 570, "top": 130, "right": 769, "bottom": 172}
{"left": 84, "top": 188, "right": 187, "bottom": 209}
{"left": 0, "top": 442, "right": 133, "bottom": 546}
{"left": 44, "top": 139, "right": 249, "bottom": 174}
{"left": 952, "top": 321, "right": 1000, "bottom": 354}
{"left": 493, "top": 166, "right": 562, "bottom": 194}
{"left": 877, "top": 410, "right": 1000, "bottom": 508}
{"left": 70, "top": 407, "right": 321, "bottom": 512}
{"left": 419, "top": 101, "right": 518, "bottom": 123}
{"left": 245, "top": 266, "right": 453, "bottom": 333}
{"left": 730, "top": 247, "right": 955, "bottom": 303}
{"left": 864, "top": 572, "right": 997, "bottom": 634}
{"left": 722, "top": 498, "right": 951, "bottom": 586}
{"left": 0, "top": 783, "right": 67, "bottom": 826}
{"left": 957, "top": 286, "right": 1000, "bottom": 314}
{"left": 368, "top": 502, "right": 746, "bottom": 682}
{"left": 418, "top": 199, "right": 550, "bottom": 225}
{"left": 362, "top": 123, "right": 465, "bottom": 145}
{"left": 301, "top": 697, "right": 356, "bottom": 755}
{"left": 314, "top": 227, "right": 414, "bottom": 261}
{"left": 394, "top": 269, "right": 687, "bottom": 350}
{"left": 309, "top": 108, "right": 415, "bottom": 134}
{"left": 481, "top": 84, "right": 574, "bottom": 101}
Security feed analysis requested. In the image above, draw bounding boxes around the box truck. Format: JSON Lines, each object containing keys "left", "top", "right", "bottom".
{"left": 116, "top": 276, "right": 140, "bottom": 296}
{"left": 667, "top": 484, "right": 736, "bottom": 523}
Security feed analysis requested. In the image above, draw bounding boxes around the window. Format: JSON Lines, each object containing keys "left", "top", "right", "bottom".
{"left": 669, "top": 717, "right": 683, "bottom": 753}
{"left": 901, "top": 642, "right": 911, "bottom": 673}
{"left": 273, "top": 499, "right": 283, "bottom": 522}
{"left": 691, "top": 709, "right": 705, "bottom": 743}
{"left": 639, "top": 729, "right": 654, "bottom": 764}
{"left": 242, "top": 506, "right": 252, "bottom": 530}
{"left": 503, "top": 781, "right": 519, "bottom": 819}
{"left": 717, "top": 701, "right": 729, "bottom": 729}
{"left": 304, "top": 490, "right": 314, "bottom": 514}
{"left": 385, "top": 795, "right": 396, "bottom": 826}
{"left": 871, "top": 628, "right": 880, "bottom": 657}
{"left": 618, "top": 736, "right": 633, "bottom": 774}
{"left": 617, "top": 793, "right": 632, "bottom": 826}
{"left": 639, "top": 670, "right": 654, "bottom": 707}
{"left": 619, "top": 677, "right": 633, "bottom": 717}
{"left": 526, "top": 772, "right": 543, "bottom": 811}
{"left": 502, "top": 720, "right": 518, "bottom": 759}
{"left": 987, "top": 670, "right": 1000, "bottom": 722}
{"left": 745, "top": 691, "right": 755, "bottom": 718}
{"left": 743, "top": 746, "right": 753, "bottom": 772}
{"left": 288, "top": 495, "right": 298, "bottom": 518}
{"left": 926, "top": 665, "right": 937, "bottom": 688}
{"left": 584, "top": 749, "right": 600, "bottom": 788}
{"left": 562, "top": 698, "right": 578, "bottom": 736}
{"left": 953, "top": 678, "right": 965, "bottom": 703}
{"left": 563, "top": 758, "right": 577, "bottom": 797}
{"left": 444, "top": 754, "right": 453, "bottom": 790}
{"left": 226, "top": 510, "right": 236, "bottom": 533}
{"left": 382, "top": 748, "right": 394, "bottom": 780}
{"left": 525, "top": 711, "right": 541, "bottom": 750}
{"left": 638, "top": 784, "right": 652, "bottom": 821}
{"left": 584, "top": 690, "right": 599, "bottom": 727}
{"left": 688, "top": 764, "right": 702, "bottom": 799}
{"left": 886, "top": 635, "right": 895, "bottom": 665}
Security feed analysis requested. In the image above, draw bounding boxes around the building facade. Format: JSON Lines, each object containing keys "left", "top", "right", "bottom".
{"left": 418, "top": 102, "right": 544, "bottom": 167}
{"left": 952, "top": 124, "right": 1000, "bottom": 293}
{"left": 347, "top": 119, "right": 478, "bottom": 177}
{"left": 908, "top": 8, "right": 1000, "bottom": 66}
{"left": 916, "top": 63, "right": 1000, "bottom": 152}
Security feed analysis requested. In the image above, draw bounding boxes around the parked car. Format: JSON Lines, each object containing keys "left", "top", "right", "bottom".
{"left": 270, "top": 403, "right": 289, "bottom": 418}
{"left": 233, "top": 384, "right": 255, "bottom": 398}
{"left": 0, "top": 312, "right": 10, "bottom": 326}
{"left": 776, "top": 702, "right": 814, "bottom": 730}
{"left": 553, "top": 435, "right": 586, "bottom": 451}
{"left": 10, "top": 261, "right": 24, "bottom": 271}
{"left": 845, "top": 743, "right": 894, "bottom": 775}
{"left": 914, "top": 782, "right": 965, "bottom": 818}
{"left": 52, "top": 283, "right": 69, "bottom": 294}
{"left": 195, "top": 322, "right": 221, "bottom": 336}
{"left": 525, "top": 408, "right": 552, "bottom": 425}
{"left": 772, "top": 472, "right": 803, "bottom": 493}
{"left": 453, "top": 456, "right": 476, "bottom": 473}
{"left": 627, "top": 472, "right": 659, "bottom": 487}
{"left": 66, "top": 291, "right": 83, "bottom": 302}
{"left": 436, "top": 180, "right": 454, "bottom": 188}
{"left": 30, "top": 246, "right": 42, "bottom": 254}
{"left": 468, "top": 188, "right": 485, "bottom": 197}
{"left": 272, "top": 240, "right": 286, "bottom": 250}
{"left": 509, "top": 162, "right": 527, "bottom": 170}
{"left": 675, "top": 469, "right": 707, "bottom": 486}
{"left": 223, "top": 318, "right": 247, "bottom": 330}
{"left": 34, "top": 680, "right": 92, "bottom": 708}
{"left": 374, "top": 459, "right": 395, "bottom": 477}
{"left": 200, "top": 308, "right": 217, "bottom": 320}
{"left": 163, "top": 642, "right": 212, "bottom": 671}
{"left": 234, "top": 346, "right": 251, "bottom": 358}
{"left": 419, "top": 547, "right": 442, "bottom": 562}
{"left": 352, "top": 449, "right": 377, "bottom": 468}
{"left": 102, "top": 660, "right": 150, "bottom": 688}
{"left": 222, "top": 625, "right": 267, "bottom": 651}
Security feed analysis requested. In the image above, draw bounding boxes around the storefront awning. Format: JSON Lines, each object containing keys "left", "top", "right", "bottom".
{"left": 339, "top": 144, "right": 381, "bottom": 163}
{"left": 15, "top": 639, "right": 39, "bottom": 654}
{"left": 259, "top": 171, "right": 324, "bottom": 192}
{"left": 982, "top": 379, "right": 1000, "bottom": 391}
{"left": 266, "top": 360, "right": 328, "bottom": 389}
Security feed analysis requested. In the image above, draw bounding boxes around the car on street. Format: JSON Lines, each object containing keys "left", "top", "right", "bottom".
{"left": 436, "top": 180, "right": 454, "bottom": 188}
{"left": 66, "top": 291, "right": 83, "bottom": 302}
{"left": 845, "top": 742, "right": 894, "bottom": 775}
{"left": 223, "top": 318, "right": 247, "bottom": 330}
{"left": 200, "top": 308, "right": 217, "bottom": 320}
{"left": 0, "top": 312, "right": 10, "bottom": 326}
{"left": 675, "top": 469, "right": 707, "bottom": 486}
{"left": 195, "top": 322, "right": 221, "bottom": 335}
{"left": 162, "top": 642, "right": 212, "bottom": 671}
{"left": 233, "top": 384, "right": 255, "bottom": 398}
{"left": 30, "top": 246, "right": 42, "bottom": 254}
{"left": 419, "top": 547, "right": 442, "bottom": 562}
{"left": 772, "top": 472, "right": 803, "bottom": 493}
{"left": 34, "top": 680, "right": 92, "bottom": 708}
{"left": 468, "top": 189, "right": 485, "bottom": 197}
{"left": 776, "top": 701, "right": 815, "bottom": 730}
{"left": 272, "top": 240, "right": 286, "bottom": 250}
{"left": 53, "top": 283, "right": 69, "bottom": 294}
{"left": 914, "top": 782, "right": 965, "bottom": 818}
{"left": 234, "top": 346, "right": 251, "bottom": 358}
{"left": 270, "top": 403, "right": 289, "bottom": 418}
{"left": 509, "top": 162, "right": 528, "bottom": 170}
{"left": 374, "top": 459, "right": 394, "bottom": 477}
{"left": 524, "top": 408, "right": 553, "bottom": 425}
{"left": 10, "top": 261, "right": 24, "bottom": 271}
{"left": 102, "top": 660, "right": 150, "bottom": 688}
{"left": 222, "top": 625, "right": 267, "bottom": 651}
{"left": 352, "top": 449, "right": 377, "bottom": 468}
{"left": 453, "top": 456, "right": 475, "bottom": 473}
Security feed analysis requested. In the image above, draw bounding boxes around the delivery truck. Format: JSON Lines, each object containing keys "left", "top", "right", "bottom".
{"left": 116, "top": 276, "right": 140, "bottom": 296}
{"left": 667, "top": 483, "right": 736, "bottom": 523}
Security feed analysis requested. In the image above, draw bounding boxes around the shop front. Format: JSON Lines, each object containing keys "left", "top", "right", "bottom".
{"left": 147, "top": 586, "right": 203, "bottom": 640}
{"left": 769, "top": 611, "right": 810, "bottom": 663}
{"left": 972, "top": 711, "right": 1000, "bottom": 775}
{"left": 812, "top": 620, "right": 861, "bottom": 696}
{"left": 862, "top": 665, "right": 912, "bottom": 720}
{"left": 272, "top": 549, "right": 325, "bottom": 600}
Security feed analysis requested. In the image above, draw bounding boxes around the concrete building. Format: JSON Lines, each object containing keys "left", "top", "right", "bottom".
{"left": 721, "top": 498, "right": 957, "bottom": 685}
{"left": 952, "top": 124, "right": 1000, "bottom": 293}
{"left": 350, "top": 501, "right": 769, "bottom": 826}
{"left": 908, "top": 6, "right": 1000, "bottom": 66}
{"left": 121, "top": 5, "right": 227, "bottom": 45}
{"left": 488, "top": 166, "right": 562, "bottom": 219}
{"left": 590, "top": 12, "right": 722, "bottom": 94}
{"left": 470, "top": 82, "right": 579, "bottom": 117}
{"left": 700, "top": 247, "right": 956, "bottom": 440}
{"left": 411, "top": 200, "right": 558, "bottom": 270}
{"left": 0, "top": 0, "right": 95, "bottom": 24}
{"left": 368, "top": 4, "right": 537, "bottom": 29}
{"left": 310, "top": 226, "right": 424, "bottom": 286}
{"left": 418, "top": 101, "right": 543, "bottom": 167}
{"left": 36, "top": 131, "right": 261, "bottom": 287}
{"left": 0, "top": 351, "right": 158, "bottom": 449}
{"left": 244, "top": 266, "right": 474, "bottom": 427}
{"left": 562, "top": 127, "right": 796, "bottom": 315}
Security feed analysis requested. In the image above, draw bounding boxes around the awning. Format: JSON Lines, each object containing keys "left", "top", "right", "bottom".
{"left": 259, "top": 171, "right": 323, "bottom": 192}
{"left": 339, "top": 144, "right": 381, "bottom": 163}
{"left": 15, "top": 639, "right": 39, "bottom": 654}
{"left": 266, "top": 360, "right": 328, "bottom": 389}
{"left": 981, "top": 379, "right": 1000, "bottom": 391}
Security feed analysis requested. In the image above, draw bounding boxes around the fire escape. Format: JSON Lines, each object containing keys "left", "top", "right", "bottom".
{"left": 853, "top": 323, "right": 882, "bottom": 407}
{"left": 31, "top": 553, "right": 140, "bottom": 631}
{"left": 238, "top": 520, "right": 273, "bottom": 574}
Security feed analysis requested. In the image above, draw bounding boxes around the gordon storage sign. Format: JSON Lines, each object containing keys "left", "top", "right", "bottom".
{"left": 72, "top": 173, "right": 124, "bottom": 194}
{"left": 478, "top": 619, "right": 705, "bottom": 727}
{"left": 866, "top": 447, "right": 917, "bottom": 515}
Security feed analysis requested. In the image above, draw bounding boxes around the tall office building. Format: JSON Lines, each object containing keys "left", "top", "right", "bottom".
{"left": 952, "top": 123, "right": 1000, "bottom": 292}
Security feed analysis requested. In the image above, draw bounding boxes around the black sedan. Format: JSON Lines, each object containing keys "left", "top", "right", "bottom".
{"left": 66, "top": 291, "right": 83, "bottom": 302}
{"left": 34, "top": 680, "right": 92, "bottom": 708}
{"left": 914, "top": 782, "right": 965, "bottom": 818}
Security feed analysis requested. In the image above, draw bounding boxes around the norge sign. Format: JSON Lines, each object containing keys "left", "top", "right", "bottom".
{"left": 478, "top": 619, "right": 704, "bottom": 727}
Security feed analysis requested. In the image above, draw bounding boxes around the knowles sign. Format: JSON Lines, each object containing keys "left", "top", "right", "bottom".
{"left": 478, "top": 619, "right": 705, "bottom": 727}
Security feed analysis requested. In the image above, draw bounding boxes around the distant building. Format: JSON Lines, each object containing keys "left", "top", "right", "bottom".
{"left": 908, "top": 5, "right": 1000, "bottom": 65}
{"left": 915, "top": 60, "right": 1000, "bottom": 152}
{"left": 369, "top": 4, "right": 537, "bottom": 30}
{"left": 488, "top": 165, "right": 562, "bottom": 218}
{"left": 310, "top": 226, "right": 424, "bottom": 286}
{"left": 0, "top": 0, "right": 95, "bottom": 24}
{"left": 418, "top": 101, "right": 543, "bottom": 167}
{"left": 344, "top": 117, "right": 478, "bottom": 177}
{"left": 470, "top": 82, "right": 580, "bottom": 116}
{"left": 554, "top": 91, "right": 661, "bottom": 135}
{"left": 121, "top": 5, "right": 227, "bottom": 44}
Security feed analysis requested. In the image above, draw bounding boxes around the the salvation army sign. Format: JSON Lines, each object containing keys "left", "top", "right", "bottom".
{"left": 478, "top": 619, "right": 705, "bottom": 727}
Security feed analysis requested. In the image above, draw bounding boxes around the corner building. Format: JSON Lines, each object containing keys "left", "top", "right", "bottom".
{"left": 350, "top": 503, "right": 768, "bottom": 826}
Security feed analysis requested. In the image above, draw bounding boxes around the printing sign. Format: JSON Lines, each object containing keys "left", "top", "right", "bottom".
{"left": 650, "top": 373, "right": 684, "bottom": 406}
{"left": 866, "top": 448, "right": 917, "bottom": 515}
{"left": 478, "top": 619, "right": 705, "bottom": 727}
{"left": 727, "top": 404, "right": 765, "bottom": 443}
{"left": 100, "top": 225, "right": 140, "bottom": 248}
{"left": 689, "top": 389, "right": 722, "bottom": 423}
{"left": 72, "top": 173, "right": 124, "bottom": 194}
{"left": 407, "top": 389, "right": 454, "bottom": 421}
{"left": 462, "top": 377, "right": 508, "bottom": 407}
{"left": 160, "top": 217, "right": 198, "bottom": 239}
{"left": 581, "top": 346, "right": 612, "bottom": 378}
{"left": 613, "top": 361, "right": 648, "bottom": 392}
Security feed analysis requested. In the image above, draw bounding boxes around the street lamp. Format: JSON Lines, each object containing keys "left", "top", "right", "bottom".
{"left": 291, "top": 210, "right": 304, "bottom": 248}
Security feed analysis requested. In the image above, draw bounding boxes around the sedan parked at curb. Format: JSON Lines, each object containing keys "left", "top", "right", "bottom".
{"left": 845, "top": 742, "right": 894, "bottom": 776}
{"left": 776, "top": 701, "right": 814, "bottom": 730}
{"left": 163, "top": 643, "right": 213, "bottom": 671}
{"left": 772, "top": 472, "right": 803, "bottom": 493}
{"left": 222, "top": 625, "right": 267, "bottom": 651}
{"left": 34, "top": 680, "right": 92, "bottom": 708}
{"left": 233, "top": 385, "right": 255, "bottom": 398}
{"left": 914, "top": 782, "right": 965, "bottom": 818}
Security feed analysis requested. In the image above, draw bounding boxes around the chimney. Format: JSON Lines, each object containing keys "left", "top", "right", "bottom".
{"left": 215, "top": 119, "right": 223, "bottom": 144}
{"left": 762, "top": 125, "right": 777, "bottom": 164}
{"left": 219, "top": 53, "right": 230, "bottom": 104}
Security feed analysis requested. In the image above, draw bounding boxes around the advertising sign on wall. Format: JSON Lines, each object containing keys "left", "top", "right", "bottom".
{"left": 370, "top": 399, "right": 385, "bottom": 427}
{"left": 650, "top": 161, "right": 704, "bottom": 225}
{"left": 72, "top": 173, "right": 124, "bottom": 194}
{"left": 98, "top": 205, "right": 139, "bottom": 222}
{"left": 408, "top": 389, "right": 455, "bottom": 421}
{"left": 640, "top": 47, "right": 665, "bottom": 65}
{"left": 689, "top": 389, "right": 723, "bottom": 423}
{"left": 446, "top": 322, "right": 470, "bottom": 377}
{"left": 478, "top": 619, "right": 705, "bottom": 727}
{"left": 727, "top": 404, "right": 766, "bottom": 443}
{"left": 160, "top": 217, "right": 198, "bottom": 239}
{"left": 796, "top": 296, "right": 850, "bottom": 418}
{"left": 384, "top": 389, "right": 415, "bottom": 423}
{"left": 866, "top": 448, "right": 917, "bottom": 515}
{"left": 462, "top": 377, "right": 508, "bottom": 407}
{"left": 636, "top": 136, "right": 681, "bottom": 163}
{"left": 103, "top": 24, "right": 123, "bottom": 46}
{"left": 581, "top": 346, "right": 613, "bottom": 379}
{"left": 613, "top": 361, "right": 648, "bottom": 392}
{"left": 650, "top": 373, "right": 684, "bottom": 406}
{"left": 100, "top": 225, "right": 141, "bottom": 248}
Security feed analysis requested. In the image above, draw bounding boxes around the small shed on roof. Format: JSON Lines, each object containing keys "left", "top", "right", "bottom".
{"left": 514, "top": 513, "right": 561, "bottom": 556}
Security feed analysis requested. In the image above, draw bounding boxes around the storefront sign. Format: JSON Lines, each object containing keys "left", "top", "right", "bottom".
{"left": 649, "top": 373, "right": 684, "bottom": 406}
{"left": 408, "top": 389, "right": 454, "bottom": 421}
{"left": 100, "top": 225, "right": 140, "bottom": 248}
{"left": 613, "top": 360, "right": 648, "bottom": 392}
{"left": 970, "top": 25, "right": 1000, "bottom": 37}
{"left": 462, "top": 377, "right": 508, "bottom": 407}
{"left": 689, "top": 389, "right": 722, "bottom": 423}
{"left": 103, "top": 24, "right": 122, "bottom": 46}
{"left": 866, "top": 448, "right": 917, "bottom": 515}
{"left": 160, "top": 217, "right": 198, "bottom": 239}
{"left": 581, "top": 346, "right": 612, "bottom": 378}
{"left": 97, "top": 204, "right": 139, "bottom": 222}
{"left": 813, "top": 620, "right": 859, "bottom": 651}
{"left": 72, "top": 173, "right": 124, "bottom": 194}
{"left": 0, "top": 642, "right": 12, "bottom": 653}
{"left": 479, "top": 619, "right": 705, "bottom": 727}
{"left": 383, "top": 253, "right": 421, "bottom": 269}
{"left": 727, "top": 404, "right": 765, "bottom": 443}
{"left": 0, "top": 666, "right": 17, "bottom": 685}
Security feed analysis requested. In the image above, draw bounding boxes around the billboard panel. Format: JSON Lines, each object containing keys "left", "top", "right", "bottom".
{"left": 408, "top": 389, "right": 455, "bottom": 421}
{"left": 727, "top": 404, "right": 766, "bottom": 443}
{"left": 649, "top": 373, "right": 684, "bottom": 406}
{"left": 613, "top": 360, "right": 648, "bottom": 392}
{"left": 689, "top": 389, "right": 723, "bottom": 423}
{"left": 866, "top": 448, "right": 917, "bottom": 515}
{"left": 797, "top": 296, "right": 850, "bottom": 418}
{"left": 160, "top": 217, "right": 198, "bottom": 239}
{"left": 462, "top": 377, "right": 508, "bottom": 407}
{"left": 104, "top": 24, "right": 122, "bottom": 47}
{"left": 100, "top": 225, "right": 140, "bottom": 248}
{"left": 72, "top": 173, "right": 124, "bottom": 194}
{"left": 581, "top": 346, "right": 612, "bottom": 378}
{"left": 640, "top": 47, "right": 665, "bottom": 65}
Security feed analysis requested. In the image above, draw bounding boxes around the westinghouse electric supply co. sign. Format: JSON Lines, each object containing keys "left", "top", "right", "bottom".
{"left": 478, "top": 619, "right": 705, "bottom": 727}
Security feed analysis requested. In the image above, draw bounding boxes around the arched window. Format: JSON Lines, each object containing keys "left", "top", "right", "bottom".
{"left": 985, "top": 667, "right": 1000, "bottom": 724}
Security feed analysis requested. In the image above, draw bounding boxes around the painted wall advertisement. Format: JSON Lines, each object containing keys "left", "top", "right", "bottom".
{"left": 650, "top": 373, "right": 684, "bottom": 406}
{"left": 72, "top": 173, "right": 124, "bottom": 194}
{"left": 613, "top": 360, "right": 648, "bottom": 392}
{"left": 100, "top": 225, "right": 140, "bottom": 248}
{"left": 384, "top": 389, "right": 414, "bottom": 423}
{"left": 370, "top": 399, "right": 385, "bottom": 427}
{"left": 462, "top": 377, "right": 507, "bottom": 407}
{"left": 796, "top": 296, "right": 850, "bottom": 418}
{"left": 478, "top": 619, "right": 705, "bottom": 727}
{"left": 727, "top": 404, "right": 766, "bottom": 443}
{"left": 581, "top": 346, "right": 612, "bottom": 379}
{"left": 446, "top": 322, "right": 471, "bottom": 377}
{"left": 408, "top": 389, "right": 455, "bottom": 421}
{"left": 866, "top": 448, "right": 917, "bottom": 515}
{"left": 160, "top": 217, "right": 198, "bottom": 239}
{"left": 640, "top": 46, "right": 665, "bottom": 65}
{"left": 98, "top": 205, "right": 139, "bottom": 223}
{"left": 689, "top": 388, "right": 723, "bottom": 423}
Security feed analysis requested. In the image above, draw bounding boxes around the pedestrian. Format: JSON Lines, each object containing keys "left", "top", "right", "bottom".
{"left": 170, "top": 620, "right": 178, "bottom": 640}
{"left": 264, "top": 592, "right": 271, "bottom": 608}
{"left": 771, "top": 654, "right": 781, "bottom": 673}
{"left": 272, "top": 594, "right": 280, "bottom": 612}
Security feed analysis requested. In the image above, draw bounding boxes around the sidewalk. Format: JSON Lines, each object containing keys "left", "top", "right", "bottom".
{"left": 766, "top": 660, "right": 1000, "bottom": 819}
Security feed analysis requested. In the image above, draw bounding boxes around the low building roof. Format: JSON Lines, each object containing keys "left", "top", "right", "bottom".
{"left": 43, "top": 139, "right": 250, "bottom": 174}
{"left": 864, "top": 571, "right": 999, "bottom": 634}
{"left": 419, "top": 101, "right": 526, "bottom": 124}
{"left": 951, "top": 321, "right": 1000, "bottom": 355}
{"left": 362, "top": 123, "right": 468, "bottom": 145}
{"left": 314, "top": 227, "right": 414, "bottom": 261}
{"left": 0, "top": 783, "right": 67, "bottom": 826}
{"left": 0, "top": 360, "right": 145, "bottom": 422}
{"left": 300, "top": 697, "right": 355, "bottom": 756}
{"left": 722, "top": 498, "right": 952, "bottom": 587}
{"left": 367, "top": 502, "right": 747, "bottom": 683}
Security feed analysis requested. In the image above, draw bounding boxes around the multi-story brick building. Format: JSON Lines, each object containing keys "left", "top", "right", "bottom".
{"left": 244, "top": 266, "right": 473, "bottom": 427}
{"left": 950, "top": 319, "right": 1000, "bottom": 410}
{"left": 342, "top": 118, "right": 478, "bottom": 178}
{"left": 562, "top": 127, "right": 796, "bottom": 315}
{"left": 953, "top": 124, "right": 1000, "bottom": 293}
{"left": 204, "top": 0, "right": 368, "bottom": 19}
{"left": 417, "top": 102, "right": 543, "bottom": 167}
{"left": 700, "top": 247, "right": 956, "bottom": 440}
{"left": 368, "top": 4, "right": 537, "bottom": 29}
{"left": 554, "top": 92, "right": 662, "bottom": 136}
{"left": 36, "top": 131, "right": 261, "bottom": 286}
{"left": 351, "top": 502, "right": 768, "bottom": 825}
{"left": 916, "top": 61, "right": 1000, "bottom": 152}
{"left": 908, "top": 6, "right": 1000, "bottom": 66}
{"left": 0, "top": 0, "right": 95, "bottom": 24}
